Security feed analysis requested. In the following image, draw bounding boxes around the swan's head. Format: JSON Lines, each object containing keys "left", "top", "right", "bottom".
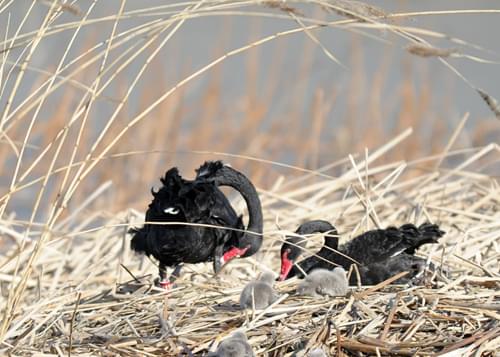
{"left": 195, "top": 160, "right": 225, "bottom": 179}
{"left": 279, "top": 220, "right": 337, "bottom": 281}
{"left": 279, "top": 235, "right": 306, "bottom": 281}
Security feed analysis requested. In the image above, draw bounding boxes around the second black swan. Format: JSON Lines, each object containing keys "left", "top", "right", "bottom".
{"left": 279, "top": 220, "right": 444, "bottom": 284}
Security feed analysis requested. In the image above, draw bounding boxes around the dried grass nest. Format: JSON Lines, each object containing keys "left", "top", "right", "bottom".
{"left": 1, "top": 148, "right": 499, "bottom": 356}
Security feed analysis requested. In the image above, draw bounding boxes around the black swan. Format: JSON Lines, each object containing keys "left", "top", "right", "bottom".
{"left": 208, "top": 331, "right": 255, "bottom": 357}
{"left": 279, "top": 220, "right": 444, "bottom": 284}
{"left": 297, "top": 267, "right": 348, "bottom": 297}
{"left": 240, "top": 272, "right": 278, "bottom": 309}
{"left": 130, "top": 161, "right": 263, "bottom": 288}
{"left": 279, "top": 220, "right": 338, "bottom": 281}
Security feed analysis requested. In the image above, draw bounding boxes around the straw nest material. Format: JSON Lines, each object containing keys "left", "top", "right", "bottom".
{"left": 1, "top": 146, "right": 499, "bottom": 356}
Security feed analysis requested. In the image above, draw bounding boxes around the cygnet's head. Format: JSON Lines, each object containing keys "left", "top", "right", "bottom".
{"left": 240, "top": 279, "right": 278, "bottom": 310}
{"left": 259, "top": 271, "right": 275, "bottom": 285}
{"left": 230, "top": 331, "right": 247, "bottom": 340}
{"left": 209, "top": 331, "right": 255, "bottom": 357}
{"left": 308, "top": 347, "right": 328, "bottom": 357}
{"left": 332, "top": 267, "right": 347, "bottom": 278}
{"left": 290, "top": 346, "right": 328, "bottom": 357}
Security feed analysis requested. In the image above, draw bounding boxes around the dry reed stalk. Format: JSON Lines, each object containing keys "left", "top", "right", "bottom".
{"left": 406, "top": 44, "right": 458, "bottom": 58}
{"left": 1, "top": 1, "right": 500, "bottom": 355}
{"left": 1, "top": 142, "right": 499, "bottom": 355}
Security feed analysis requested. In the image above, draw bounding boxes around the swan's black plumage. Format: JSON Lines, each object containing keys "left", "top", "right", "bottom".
{"left": 354, "top": 253, "right": 428, "bottom": 285}
{"left": 332, "top": 222, "right": 444, "bottom": 267}
{"left": 279, "top": 220, "right": 444, "bottom": 285}
{"left": 203, "top": 163, "right": 264, "bottom": 263}
{"left": 130, "top": 161, "right": 262, "bottom": 286}
{"left": 279, "top": 220, "right": 337, "bottom": 281}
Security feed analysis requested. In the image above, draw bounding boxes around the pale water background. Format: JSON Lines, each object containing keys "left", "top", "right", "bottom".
{"left": 3, "top": 1, "right": 499, "bottom": 117}
{"left": 1, "top": 1, "right": 499, "bottom": 219}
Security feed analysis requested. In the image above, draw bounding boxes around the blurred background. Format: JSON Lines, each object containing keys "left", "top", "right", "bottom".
{"left": 0, "top": 0, "right": 499, "bottom": 223}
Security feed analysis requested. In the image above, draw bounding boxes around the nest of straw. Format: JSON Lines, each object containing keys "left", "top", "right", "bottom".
{"left": 1, "top": 146, "right": 499, "bottom": 356}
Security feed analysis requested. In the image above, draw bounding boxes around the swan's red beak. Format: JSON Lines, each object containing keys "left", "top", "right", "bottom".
{"left": 159, "top": 279, "right": 173, "bottom": 290}
{"left": 279, "top": 250, "right": 293, "bottom": 281}
{"left": 221, "top": 246, "right": 249, "bottom": 265}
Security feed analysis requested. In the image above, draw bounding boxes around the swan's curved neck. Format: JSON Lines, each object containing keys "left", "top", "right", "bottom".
{"left": 212, "top": 165, "right": 263, "bottom": 256}
{"left": 298, "top": 220, "right": 339, "bottom": 252}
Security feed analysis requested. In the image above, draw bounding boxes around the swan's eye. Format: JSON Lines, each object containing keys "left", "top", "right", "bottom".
{"left": 163, "top": 207, "right": 180, "bottom": 215}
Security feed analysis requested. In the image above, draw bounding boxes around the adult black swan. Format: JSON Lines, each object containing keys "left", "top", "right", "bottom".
{"left": 279, "top": 220, "right": 444, "bottom": 284}
{"left": 130, "top": 161, "right": 263, "bottom": 287}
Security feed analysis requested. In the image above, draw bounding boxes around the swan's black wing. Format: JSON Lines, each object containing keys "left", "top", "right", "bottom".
{"left": 181, "top": 181, "right": 242, "bottom": 248}
{"left": 338, "top": 227, "right": 408, "bottom": 266}
{"left": 130, "top": 167, "right": 185, "bottom": 257}
{"left": 340, "top": 223, "right": 444, "bottom": 266}
{"left": 400, "top": 223, "right": 444, "bottom": 254}
{"left": 155, "top": 182, "right": 241, "bottom": 266}
{"left": 130, "top": 166, "right": 241, "bottom": 269}
{"left": 352, "top": 254, "right": 429, "bottom": 285}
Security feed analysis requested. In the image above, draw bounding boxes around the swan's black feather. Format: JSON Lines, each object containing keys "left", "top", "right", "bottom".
{"left": 282, "top": 220, "right": 444, "bottom": 285}
{"left": 195, "top": 160, "right": 225, "bottom": 178}
{"left": 354, "top": 254, "right": 429, "bottom": 285}
{"left": 130, "top": 161, "right": 263, "bottom": 284}
{"left": 130, "top": 162, "right": 242, "bottom": 268}
{"left": 330, "top": 222, "right": 445, "bottom": 268}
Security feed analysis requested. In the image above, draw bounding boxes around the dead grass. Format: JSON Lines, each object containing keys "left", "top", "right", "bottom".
{"left": 0, "top": 140, "right": 499, "bottom": 355}
{"left": 0, "top": 1, "right": 500, "bottom": 355}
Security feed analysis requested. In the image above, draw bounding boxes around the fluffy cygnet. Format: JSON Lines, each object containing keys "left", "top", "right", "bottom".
{"left": 297, "top": 267, "right": 348, "bottom": 298}
{"left": 291, "top": 347, "right": 328, "bottom": 357}
{"left": 240, "top": 272, "right": 278, "bottom": 309}
{"left": 308, "top": 348, "right": 328, "bottom": 357}
{"left": 208, "top": 331, "right": 255, "bottom": 357}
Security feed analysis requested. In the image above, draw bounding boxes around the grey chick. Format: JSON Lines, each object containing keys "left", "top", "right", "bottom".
{"left": 291, "top": 347, "right": 328, "bottom": 357}
{"left": 297, "top": 267, "right": 348, "bottom": 298}
{"left": 240, "top": 272, "right": 278, "bottom": 309}
{"left": 308, "top": 348, "right": 328, "bottom": 357}
{"left": 208, "top": 331, "right": 255, "bottom": 357}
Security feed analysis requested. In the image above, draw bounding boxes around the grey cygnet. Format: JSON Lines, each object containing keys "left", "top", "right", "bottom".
{"left": 297, "top": 267, "right": 348, "bottom": 298}
{"left": 208, "top": 331, "right": 255, "bottom": 357}
{"left": 240, "top": 272, "right": 278, "bottom": 309}
{"left": 308, "top": 347, "right": 328, "bottom": 357}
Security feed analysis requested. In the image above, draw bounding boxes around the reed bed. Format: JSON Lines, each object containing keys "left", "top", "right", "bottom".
{"left": 1, "top": 138, "right": 499, "bottom": 355}
{"left": 1, "top": 1, "right": 500, "bottom": 356}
